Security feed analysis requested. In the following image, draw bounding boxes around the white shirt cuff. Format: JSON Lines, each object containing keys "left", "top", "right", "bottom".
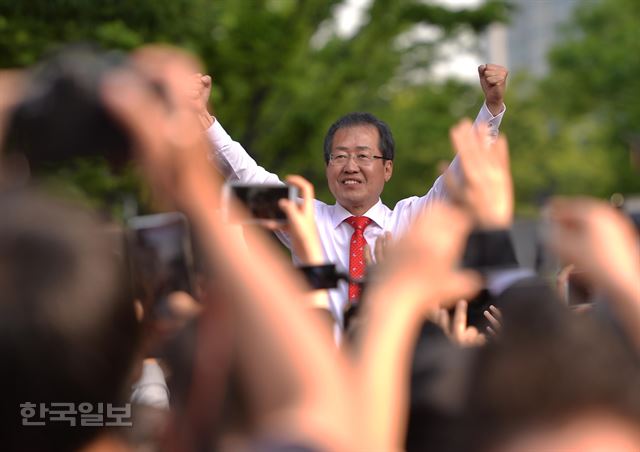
{"left": 481, "top": 101, "right": 506, "bottom": 118}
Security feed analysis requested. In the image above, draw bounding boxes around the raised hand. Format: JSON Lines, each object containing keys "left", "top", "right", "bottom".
{"left": 446, "top": 119, "right": 514, "bottom": 229}
{"left": 277, "top": 175, "right": 325, "bottom": 265}
{"left": 364, "top": 231, "right": 392, "bottom": 267}
{"left": 375, "top": 203, "right": 483, "bottom": 310}
{"left": 545, "top": 197, "right": 640, "bottom": 350}
{"left": 188, "top": 72, "right": 214, "bottom": 129}
{"left": 478, "top": 64, "right": 508, "bottom": 116}
{"left": 545, "top": 197, "right": 640, "bottom": 292}
{"left": 356, "top": 203, "right": 482, "bottom": 450}
{"left": 434, "top": 300, "right": 487, "bottom": 347}
{"left": 102, "top": 46, "right": 218, "bottom": 209}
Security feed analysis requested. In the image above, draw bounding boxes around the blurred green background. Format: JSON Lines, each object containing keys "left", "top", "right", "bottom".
{"left": 1, "top": 0, "right": 638, "bottom": 217}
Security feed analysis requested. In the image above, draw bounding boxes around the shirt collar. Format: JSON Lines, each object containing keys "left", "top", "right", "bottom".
{"left": 330, "top": 199, "right": 385, "bottom": 229}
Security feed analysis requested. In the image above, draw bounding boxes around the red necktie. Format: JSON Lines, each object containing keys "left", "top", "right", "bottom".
{"left": 345, "top": 216, "right": 372, "bottom": 302}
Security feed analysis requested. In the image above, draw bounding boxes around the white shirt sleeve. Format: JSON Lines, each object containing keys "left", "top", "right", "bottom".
{"left": 206, "top": 119, "right": 283, "bottom": 185}
{"left": 402, "top": 101, "right": 506, "bottom": 221}
{"left": 205, "top": 119, "right": 293, "bottom": 249}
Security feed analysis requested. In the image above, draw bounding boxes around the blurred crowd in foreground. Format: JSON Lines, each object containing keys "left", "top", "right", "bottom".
{"left": 0, "top": 45, "right": 639, "bottom": 452}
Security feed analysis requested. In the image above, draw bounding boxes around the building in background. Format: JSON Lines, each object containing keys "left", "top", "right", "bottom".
{"left": 485, "top": 0, "right": 580, "bottom": 77}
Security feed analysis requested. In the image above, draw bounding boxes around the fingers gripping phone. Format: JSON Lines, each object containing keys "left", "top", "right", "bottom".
{"left": 126, "top": 212, "right": 196, "bottom": 318}
{"left": 222, "top": 182, "right": 298, "bottom": 224}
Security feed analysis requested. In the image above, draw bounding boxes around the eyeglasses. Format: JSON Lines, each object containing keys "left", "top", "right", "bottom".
{"left": 328, "top": 152, "right": 385, "bottom": 167}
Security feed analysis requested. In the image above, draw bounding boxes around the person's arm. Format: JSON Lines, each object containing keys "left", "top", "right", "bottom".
{"left": 356, "top": 204, "right": 482, "bottom": 450}
{"left": 354, "top": 117, "right": 516, "bottom": 449}
{"left": 414, "top": 64, "right": 508, "bottom": 208}
{"left": 191, "top": 74, "right": 282, "bottom": 185}
{"left": 103, "top": 55, "right": 357, "bottom": 450}
{"left": 192, "top": 193, "right": 353, "bottom": 448}
{"left": 478, "top": 63, "right": 508, "bottom": 118}
{"left": 269, "top": 175, "right": 335, "bottom": 330}
{"left": 445, "top": 119, "right": 513, "bottom": 229}
{"left": 191, "top": 74, "right": 297, "bottom": 253}
{"left": 444, "top": 120, "right": 540, "bottom": 309}
{"left": 206, "top": 119, "right": 282, "bottom": 185}
{"left": 546, "top": 197, "right": 640, "bottom": 352}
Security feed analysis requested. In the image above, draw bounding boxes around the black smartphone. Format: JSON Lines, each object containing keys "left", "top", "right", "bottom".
{"left": 222, "top": 182, "right": 298, "bottom": 224}
{"left": 298, "top": 264, "right": 341, "bottom": 290}
{"left": 126, "top": 212, "right": 195, "bottom": 318}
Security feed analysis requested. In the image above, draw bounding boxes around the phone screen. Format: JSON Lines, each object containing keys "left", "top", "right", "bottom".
{"left": 298, "top": 264, "right": 340, "bottom": 290}
{"left": 127, "top": 213, "right": 195, "bottom": 317}
{"left": 226, "top": 184, "right": 293, "bottom": 223}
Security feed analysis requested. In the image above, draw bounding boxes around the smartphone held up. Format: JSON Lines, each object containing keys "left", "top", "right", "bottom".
{"left": 222, "top": 182, "right": 298, "bottom": 225}
{"left": 126, "top": 212, "right": 196, "bottom": 319}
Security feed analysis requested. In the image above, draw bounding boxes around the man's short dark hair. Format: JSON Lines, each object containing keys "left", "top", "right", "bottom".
{"left": 323, "top": 112, "right": 395, "bottom": 164}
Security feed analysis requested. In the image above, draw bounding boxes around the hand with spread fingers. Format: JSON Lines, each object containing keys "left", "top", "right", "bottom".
{"left": 356, "top": 203, "right": 482, "bottom": 450}
{"left": 276, "top": 175, "right": 325, "bottom": 266}
{"left": 478, "top": 63, "right": 508, "bottom": 116}
{"left": 364, "top": 231, "right": 393, "bottom": 267}
{"left": 446, "top": 119, "right": 514, "bottom": 229}
{"left": 545, "top": 197, "right": 640, "bottom": 350}
{"left": 545, "top": 197, "right": 640, "bottom": 293}
{"left": 483, "top": 304, "right": 502, "bottom": 338}
{"left": 375, "top": 203, "right": 484, "bottom": 309}
{"left": 434, "top": 300, "right": 487, "bottom": 347}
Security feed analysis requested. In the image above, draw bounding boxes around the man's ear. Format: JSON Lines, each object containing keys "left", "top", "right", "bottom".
{"left": 384, "top": 160, "right": 393, "bottom": 182}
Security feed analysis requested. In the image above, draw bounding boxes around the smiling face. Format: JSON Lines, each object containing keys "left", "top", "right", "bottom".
{"left": 326, "top": 124, "right": 393, "bottom": 216}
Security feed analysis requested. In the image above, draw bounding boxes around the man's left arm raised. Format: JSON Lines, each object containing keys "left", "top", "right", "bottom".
{"left": 417, "top": 64, "right": 508, "bottom": 206}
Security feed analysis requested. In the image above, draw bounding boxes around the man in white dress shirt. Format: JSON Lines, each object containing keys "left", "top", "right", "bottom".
{"left": 202, "top": 64, "right": 508, "bottom": 328}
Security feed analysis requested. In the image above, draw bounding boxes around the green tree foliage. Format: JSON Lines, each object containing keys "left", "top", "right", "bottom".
{"left": 0, "top": 0, "right": 511, "bottom": 213}
{"left": 545, "top": 0, "right": 640, "bottom": 194}
{"left": 504, "top": 0, "right": 640, "bottom": 214}
{"left": 203, "top": 0, "right": 510, "bottom": 206}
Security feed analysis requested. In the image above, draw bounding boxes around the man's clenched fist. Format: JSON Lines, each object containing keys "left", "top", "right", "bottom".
{"left": 478, "top": 64, "right": 508, "bottom": 116}
{"left": 189, "top": 73, "right": 213, "bottom": 130}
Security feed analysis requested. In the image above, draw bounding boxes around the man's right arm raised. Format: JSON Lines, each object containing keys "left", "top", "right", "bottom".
{"left": 206, "top": 119, "right": 282, "bottom": 185}
{"left": 193, "top": 73, "right": 282, "bottom": 185}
